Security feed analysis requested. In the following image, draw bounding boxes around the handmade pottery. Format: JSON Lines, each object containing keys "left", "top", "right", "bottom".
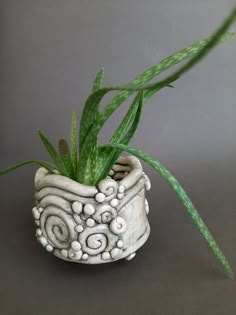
{"left": 33, "top": 155, "right": 151, "bottom": 264}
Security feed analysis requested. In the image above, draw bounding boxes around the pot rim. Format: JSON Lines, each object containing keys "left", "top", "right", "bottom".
{"left": 34, "top": 155, "right": 144, "bottom": 197}
{"left": 33, "top": 155, "right": 151, "bottom": 264}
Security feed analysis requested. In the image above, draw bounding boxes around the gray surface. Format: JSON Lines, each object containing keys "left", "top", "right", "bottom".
{"left": 1, "top": 0, "right": 236, "bottom": 314}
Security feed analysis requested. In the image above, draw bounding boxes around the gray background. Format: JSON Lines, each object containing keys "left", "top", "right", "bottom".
{"left": 1, "top": 0, "right": 236, "bottom": 314}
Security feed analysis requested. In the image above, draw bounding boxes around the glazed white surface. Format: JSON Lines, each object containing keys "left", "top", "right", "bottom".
{"left": 33, "top": 155, "right": 151, "bottom": 264}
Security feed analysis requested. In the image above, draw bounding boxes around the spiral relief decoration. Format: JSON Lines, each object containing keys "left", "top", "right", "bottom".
{"left": 110, "top": 217, "right": 127, "bottom": 235}
{"left": 33, "top": 154, "right": 150, "bottom": 263}
{"left": 92, "top": 204, "right": 117, "bottom": 224}
{"left": 78, "top": 225, "right": 117, "bottom": 256}
{"left": 39, "top": 206, "right": 76, "bottom": 249}
{"left": 96, "top": 178, "right": 118, "bottom": 203}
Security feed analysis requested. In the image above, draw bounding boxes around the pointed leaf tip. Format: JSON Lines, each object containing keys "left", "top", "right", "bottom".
{"left": 101, "top": 143, "right": 234, "bottom": 278}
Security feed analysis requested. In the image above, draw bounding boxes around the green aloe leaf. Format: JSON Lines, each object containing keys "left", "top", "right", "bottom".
{"left": 38, "top": 129, "right": 65, "bottom": 175}
{"left": 95, "top": 91, "right": 144, "bottom": 182}
{"left": 78, "top": 23, "right": 235, "bottom": 182}
{"left": 101, "top": 143, "right": 233, "bottom": 278}
{"left": 78, "top": 68, "right": 104, "bottom": 153}
{"left": 99, "top": 31, "right": 235, "bottom": 132}
{"left": 92, "top": 67, "right": 104, "bottom": 92}
{"left": 78, "top": 67, "right": 104, "bottom": 173}
{"left": 121, "top": 91, "right": 144, "bottom": 144}
{"left": 81, "top": 83, "right": 173, "bottom": 183}
{"left": 0, "top": 160, "right": 57, "bottom": 176}
{"left": 77, "top": 136, "right": 98, "bottom": 184}
{"left": 79, "top": 31, "right": 235, "bottom": 155}
{"left": 89, "top": 140, "right": 98, "bottom": 184}
{"left": 70, "top": 109, "right": 77, "bottom": 174}
{"left": 78, "top": 84, "right": 174, "bottom": 180}
{"left": 141, "top": 15, "right": 236, "bottom": 99}
{"left": 110, "top": 91, "right": 144, "bottom": 144}
{"left": 58, "top": 139, "right": 74, "bottom": 179}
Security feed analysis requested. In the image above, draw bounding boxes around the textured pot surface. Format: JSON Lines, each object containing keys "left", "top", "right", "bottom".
{"left": 33, "top": 155, "right": 151, "bottom": 264}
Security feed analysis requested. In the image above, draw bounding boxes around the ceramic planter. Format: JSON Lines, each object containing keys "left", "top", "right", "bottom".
{"left": 32, "top": 155, "right": 151, "bottom": 264}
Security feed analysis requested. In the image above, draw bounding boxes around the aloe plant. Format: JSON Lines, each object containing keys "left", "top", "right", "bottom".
{"left": 1, "top": 7, "right": 236, "bottom": 277}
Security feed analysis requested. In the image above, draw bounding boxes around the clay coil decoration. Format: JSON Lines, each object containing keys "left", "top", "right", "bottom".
{"left": 33, "top": 155, "right": 151, "bottom": 264}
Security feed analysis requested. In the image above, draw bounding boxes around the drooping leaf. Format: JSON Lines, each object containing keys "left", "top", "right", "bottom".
{"left": 79, "top": 31, "right": 235, "bottom": 154}
{"left": 58, "top": 139, "right": 74, "bottom": 179}
{"left": 70, "top": 109, "right": 77, "bottom": 174}
{"left": 101, "top": 143, "right": 233, "bottom": 278}
{"left": 0, "top": 160, "right": 57, "bottom": 176}
{"left": 78, "top": 26, "right": 235, "bottom": 182}
{"left": 92, "top": 67, "right": 104, "bottom": 92}
{"left": 100, "top": 30, "right": 236, "bottom": 131}
{"left": 38, "top": 129, "right": 66, "bottom": 174}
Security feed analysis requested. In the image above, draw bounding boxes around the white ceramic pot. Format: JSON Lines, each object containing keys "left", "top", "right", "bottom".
{"left": 32, "top": 155, "right": 151, "bottom": 264}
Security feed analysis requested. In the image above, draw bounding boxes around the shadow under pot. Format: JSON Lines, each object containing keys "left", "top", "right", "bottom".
{"left": 32, "top": 155, "right": 151, "bottom": 264}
